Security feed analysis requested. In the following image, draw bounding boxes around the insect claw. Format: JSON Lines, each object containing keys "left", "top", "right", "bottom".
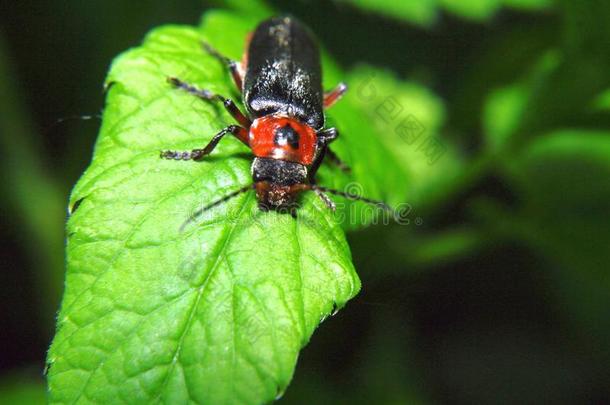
{"left": 167, "top": 76, "right": 180, "bottom": 86}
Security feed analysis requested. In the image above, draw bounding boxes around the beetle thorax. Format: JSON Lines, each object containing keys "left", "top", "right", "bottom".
{"left": 249, "top": 115, "right": 317, "bottom": 165}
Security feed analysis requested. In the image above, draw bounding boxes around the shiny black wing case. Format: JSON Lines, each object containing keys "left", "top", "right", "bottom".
{"left": 243, "top": 16, "right": 325, "bottom": 130}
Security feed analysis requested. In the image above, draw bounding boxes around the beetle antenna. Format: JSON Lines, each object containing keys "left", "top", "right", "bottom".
{"left": 45, "top": 113, "right": 102, "bottom": 135}
{"left": 310, "top": 185, "right": 392, "bottom": 212}
{"left": 180, "top": 184, "right": 254, "bottom": 232}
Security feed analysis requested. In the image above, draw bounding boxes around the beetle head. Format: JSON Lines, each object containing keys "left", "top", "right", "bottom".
{"left": 251, "top": 157, "right": 308, "bottom": 209}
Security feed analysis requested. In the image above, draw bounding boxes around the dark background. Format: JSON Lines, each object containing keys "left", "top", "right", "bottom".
{"left": 1, "top": 0, "right": 609, "bottom": 403}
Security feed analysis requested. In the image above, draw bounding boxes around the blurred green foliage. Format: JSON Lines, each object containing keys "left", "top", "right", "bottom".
{"left": 1, "top": 0, "right": 609, "bottom": 403}
{"left": 339, "top": 0, "right": 550, "bottom": 26}
{"left": 0, "top": 374, "right": 47, "bottom": 405}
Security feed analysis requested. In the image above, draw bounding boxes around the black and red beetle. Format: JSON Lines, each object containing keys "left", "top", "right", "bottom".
{"left": 161, "top": 16, "right": 388, "bottom": 223}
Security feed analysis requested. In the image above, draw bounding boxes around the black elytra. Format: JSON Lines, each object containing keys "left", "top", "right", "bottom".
{"left": 244, "top": 17, "right": 325, "bottom": 129}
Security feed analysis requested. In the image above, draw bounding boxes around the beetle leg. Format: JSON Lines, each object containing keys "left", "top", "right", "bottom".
{"left": 326, "top": 147, "right": 351, "bottom": 173}
{"left": 308, "top": 143, "right": 327, "bottom": 183}
{"left": 323, "top": 82, "right": 348, "bottom": 109}
{"left": 167, "top": 77, "right": 251, "bottom": 128}
{"left": 289, "top": 205, "right": 299, "bottom": 219}
{"left": 308, "top": 128, "right": 337, "bottom": 179}
{"left": 160, "top": 125, "right": 249, "bottom": 161}
{"left": 317, "top": 127, "right": 351, "bottom": 172}
{"left": 219, "top": 98, "right": 251, "bottom": 128}
{"left": 308, "top": 144, "right": 337, "bottom": 211}
{"left": 309, "top": 127, "right": 338, "bottom": 180}
{"left": 314, "top": 187, "right": 336, "bottom": 211}
{"left": 317, "top": 127, "right": 338, "bottom": 143}
{"left": 201, "top": 41, "right": 244, "bottom": 92}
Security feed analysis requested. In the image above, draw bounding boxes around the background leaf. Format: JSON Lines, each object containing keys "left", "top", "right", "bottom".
{"left": 338, "top": 0, "right": 551, "bottom": 26}
{"left": 483, "top": 50, "right": 560, "bottom": 152}
{"left": 508, "top": 132, "right": 610, "bottom": 360}
{"left": 508, "top": 131, "right": 610, "bottom": 273}
{"left": 440, "top": 0, "right": 502, "bottom": 21}
{"left": 346, "top": 65, "right": 463, "bottom": 207}
{"left": 337, "top": 0, "right": 438, "bottom": 27}
{"left": 0, "top": 373, "right": 46, "bottom": 405}
{"left": 0, "top": 34, "right": 65, "bottom": 326}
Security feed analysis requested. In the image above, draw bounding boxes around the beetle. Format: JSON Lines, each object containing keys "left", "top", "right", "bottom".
{"left": 161, "top": 15, "right": 388, "bottom": 224}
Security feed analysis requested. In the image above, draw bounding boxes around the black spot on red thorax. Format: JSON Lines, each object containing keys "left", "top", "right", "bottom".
{"left": 274, "top": 124, "right": 300, "bottom": 149}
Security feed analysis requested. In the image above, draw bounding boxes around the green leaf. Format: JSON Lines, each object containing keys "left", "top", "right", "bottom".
{"left": 44, "top": 10, "right": 417, "bottom": 404}
{"left": 341, "top": 0, "right": 551, "bottom": 25}
{"left": 503, "top": 0, "right": 551, "bottom": 10}
{"left": 211, "top": 0, "right": 274, "bottom": 19}
{"left": 338, "top": 0, "right": 439, "bottom": 27}
{"left": 592, "top": 88, "right": 610, "bottom": 111}
{"left": 0, "top": 33, "right": 65, "bottom": 319}
{"left": 483, "top": 50, "right": 560, "bottom": 151}
{"left": 483, "top": 84, "right": 529, "bottom": 151}
{"left": 503, "top": 130, "right": 610, "bottom": 364}
{"left": 470, "top": 129, "right": 610, "bottom": 369}
{"left": 346, "top": 65, "right": 463, "bottom": 206}
{"left": 508, "top": 130, "right": 610, "bottom": 274}
{"left": 440, "top": 0, "right": 502, "bottom": 20}
{"left": 0, "top": 373, "right": 46, "bottom": 405}
{"left": 443, "top": 0, "right": 552, "bottom": 19}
